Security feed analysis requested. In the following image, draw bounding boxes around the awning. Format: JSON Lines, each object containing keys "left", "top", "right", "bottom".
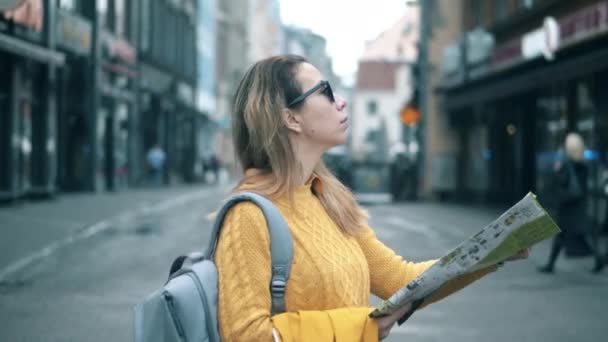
{"left": 0, "top": 32, "right": 65, "bottom": 66}
{"left": 443, "top": 44, "right": 608, "bottom": 111}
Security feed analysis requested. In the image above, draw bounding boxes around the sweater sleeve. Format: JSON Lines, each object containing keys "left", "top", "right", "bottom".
{"left": 355, "top": 226, "right": 497, "bottom": 303}
{"left": 215, "top": 202, "right": 378, "bottom": 342}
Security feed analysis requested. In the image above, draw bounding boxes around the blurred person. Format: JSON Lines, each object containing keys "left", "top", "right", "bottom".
{"left": 538, "top": 133, "right": 604, "bottom": 274}
{"left": 389, "top": 142, "right": 411, "bottom": 201}
{"left": 146, "top": 143, "right": 166, "bottom": 186}
{"left": 209, "top": 153, "right": 220, "bottom": 184}
{"left": 213, "top": 55, "right": 531, "bottom": 341}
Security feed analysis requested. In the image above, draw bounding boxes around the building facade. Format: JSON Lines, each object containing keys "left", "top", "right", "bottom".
{"left": 352, "top": 12, "right": 420, "bottom": 161}
{"left": 423, "top": 0, "right": 466, "bottom": 199}
{"left": 1, "top": 0, "right": 205, "bottom": 202}
{"left": 1, "top": 0, "right": 64, "bottom": 200}
{"left": 195, "top": 0, "right": 217, "bottom": 176}
{"left": 347, "top": 12, "right": 419, "bottom": 194}
{"left": 214, "top": 0, "right": 250, "bottom": 174}
{"left": 249, "top": 0, "right": 282, "bottom": 63}
{"left": 282, "top": 25, "right": 342, "bottom": 91}
{"left": 54, "top": 0, "right": 139, "bottom": 192}
{"left": 137, "top": 0, "right": 199, "bottom": 184}
{"left": 436, "top": 0, "right": 608, "bottom": 224}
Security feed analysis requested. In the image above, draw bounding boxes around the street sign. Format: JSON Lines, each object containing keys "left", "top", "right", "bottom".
{"left": 400, "top": 106, "right": 420, "bottom": 125}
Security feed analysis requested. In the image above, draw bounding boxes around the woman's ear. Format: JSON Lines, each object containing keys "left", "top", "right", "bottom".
{"left": 282, "top": 109, "right": 302, "bottom": 133}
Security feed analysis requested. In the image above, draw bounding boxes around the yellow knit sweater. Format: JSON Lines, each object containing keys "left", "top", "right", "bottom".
{"left": 215, "top": 176, "right": 497, "bottom": 341}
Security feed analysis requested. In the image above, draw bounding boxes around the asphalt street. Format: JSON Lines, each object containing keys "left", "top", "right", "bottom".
{"left": 0, "top": 189, "right": 606, "bottom": 341}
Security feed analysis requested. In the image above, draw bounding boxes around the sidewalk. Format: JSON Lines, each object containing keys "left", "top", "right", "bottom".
{"left": 0, "top": 184, "right": 228, "bottom": 281}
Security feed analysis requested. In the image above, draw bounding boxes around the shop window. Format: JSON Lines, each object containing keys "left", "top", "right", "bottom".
{"left": 465, "top": 124, "right": 489, "bottom": 193}
{"left": 471, "top": 0, "right": 485, "bottom": 28}
{"left": 535, "top": 85, "right": 568, "bottom": 195}
{"left": 494, "top": 0, "right": 509, "bottom": 22}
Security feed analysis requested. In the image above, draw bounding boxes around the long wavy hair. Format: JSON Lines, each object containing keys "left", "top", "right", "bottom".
{"left": 231, "top": 55, "right": 368, "bottom": 235}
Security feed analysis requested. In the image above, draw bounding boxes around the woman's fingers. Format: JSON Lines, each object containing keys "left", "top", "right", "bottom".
{"left": 377, "top": 302, "right": 413, "bottom": 340}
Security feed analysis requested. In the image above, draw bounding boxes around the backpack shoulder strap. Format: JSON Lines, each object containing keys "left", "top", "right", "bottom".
{"left": 205, "top": 191, "right": 293, "bottom": 315}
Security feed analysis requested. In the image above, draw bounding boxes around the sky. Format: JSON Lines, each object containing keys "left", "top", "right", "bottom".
{"left": 280, "top": 0, "right": 407, "bottom": 85}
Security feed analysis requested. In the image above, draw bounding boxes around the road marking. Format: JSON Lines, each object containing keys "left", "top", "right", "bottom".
{"left": 355, "top": 192, "right": 393, "bottom": 204}
{"left": 0, "top": 220, "right": 113, "bottom": 282}
{"left": 0, "top": 189, "right": 218, "bottom": 282}
{"left": 390, "top": 323, "right": 480, "bottom": 338}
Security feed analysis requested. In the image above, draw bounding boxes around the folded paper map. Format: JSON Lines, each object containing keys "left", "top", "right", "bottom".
{"left": 369, "top": 192, "right": 560, "bottom": 320}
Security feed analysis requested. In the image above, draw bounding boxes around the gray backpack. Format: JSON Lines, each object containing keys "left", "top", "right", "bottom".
{"left": 134, "top": 192, "right": 293, "bottom": 342}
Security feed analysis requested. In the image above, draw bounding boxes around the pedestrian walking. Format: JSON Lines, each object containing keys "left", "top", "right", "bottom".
{"left": 538, "top": 132, "right": 604, "bottom": 274}
{"left": 214, "top": 55, "right": 531, "bottom": 341}
{"left": 208, "top": 153, "right": 220, "bottom": 184}
{"left": 146, "top": 143, "right": 166, "bottom": 186}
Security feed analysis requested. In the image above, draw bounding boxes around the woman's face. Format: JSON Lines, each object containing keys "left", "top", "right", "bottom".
{"left": 290, "top": 63, "right": 348, "bottom": 150}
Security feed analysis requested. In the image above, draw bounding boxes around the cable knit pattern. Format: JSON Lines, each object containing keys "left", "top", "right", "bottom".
{"left": 215, "top": 179, "right": 497, "bottom": 341}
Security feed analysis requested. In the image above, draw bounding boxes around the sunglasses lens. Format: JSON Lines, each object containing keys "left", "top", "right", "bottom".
{"left": 322, "top": 84, "right": 335, "bottom": 102}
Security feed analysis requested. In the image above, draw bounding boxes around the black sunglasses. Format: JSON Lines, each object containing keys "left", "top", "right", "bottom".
{"left": 287, "top": 80, "right": 335, "bottom": 108}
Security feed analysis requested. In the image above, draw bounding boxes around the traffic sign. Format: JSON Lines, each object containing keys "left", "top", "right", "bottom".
{"left": 400, "top": 106, "right": 420, "bottom": 125}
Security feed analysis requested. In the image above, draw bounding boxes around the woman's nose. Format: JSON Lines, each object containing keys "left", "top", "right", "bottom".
{"left": 335, "top": 95, "right": 347, "bottom": 111}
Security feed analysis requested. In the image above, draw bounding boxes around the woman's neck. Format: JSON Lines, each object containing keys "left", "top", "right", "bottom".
{"left": 292, "top": 140, "right": 323, "bottom": 186}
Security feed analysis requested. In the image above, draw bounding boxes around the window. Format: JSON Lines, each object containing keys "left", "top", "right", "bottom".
{"left": 59, "top": 0, "right": 78, "bottom": 11}
{"left": 519, "top": 0, "right": 534, "bottom": 9}
{"left": 142, "top": 0, "right": 153, "bottom": 51}
{"left": 471, "top": 0, "right": 485, "bottom": 28}
{"left": 97, "top": 0, "right": 108, "bottom": 13}
{"left": 367, "top": 100, "right": 377, "bottom": 115}
{"left": 115, "top": 0, "right": 125, "bottom": 37}
{"left": 494, "top": 0, "right": 509, "bottom": 22}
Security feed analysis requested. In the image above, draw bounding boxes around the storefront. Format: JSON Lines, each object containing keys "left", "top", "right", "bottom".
{"left": 139, "top": 62, "right": 173, "bottom": 185}
{"left": 173, "top": 82, "right": 199, "bottom": 183}
{"left": 139, "top": 64, "right": 201, "bottom": 185}
{"left": 0, "top": 4, "right": 64, "bottom": 201}
{"left": 96, "top": 32, "right": 137, "bottom": 191}
{"left": 55, "top": 8, "right": 92, "bottom": 191}
{"left": 443, "top": 1, "right": 608, "bottom": 225}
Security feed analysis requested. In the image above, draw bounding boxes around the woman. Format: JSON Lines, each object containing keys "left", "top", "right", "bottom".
{"left": 538, "top": 132, "right": 604, "bottom": 274}
{"left": 215, "top": 55, "right": 529, "bottom": 341}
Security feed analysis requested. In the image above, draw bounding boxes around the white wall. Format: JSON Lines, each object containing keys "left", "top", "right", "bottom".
{"left": 350, "top": 65, "right": 413, "bottom": 161}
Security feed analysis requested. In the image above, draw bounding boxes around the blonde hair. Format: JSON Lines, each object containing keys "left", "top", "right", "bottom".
{"left": 230, "top": 55, "right": 368, "bottom": 235}
{"left": 565, "top": 132, "right": 585, "bottom": 162}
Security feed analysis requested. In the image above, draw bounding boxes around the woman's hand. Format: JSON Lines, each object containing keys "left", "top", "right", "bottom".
{"left": 376, "top": 302, "right": 412, "bottom": 340}
{"left": 505, "top": 248, "right": 531, "bottom": 262}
